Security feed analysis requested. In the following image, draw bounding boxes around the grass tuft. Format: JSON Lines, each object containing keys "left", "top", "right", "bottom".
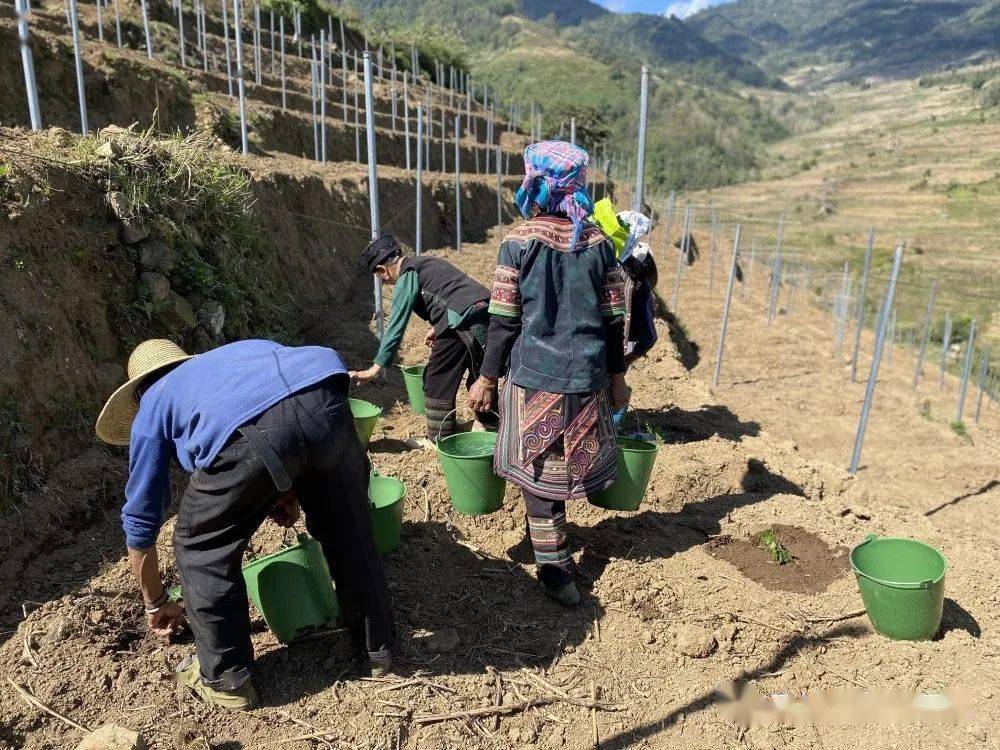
{"left": 69, "top": 126, "right": 298, "bottom": 346}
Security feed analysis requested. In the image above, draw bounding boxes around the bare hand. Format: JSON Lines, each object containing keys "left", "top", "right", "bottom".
{"left": 609, "top": 374, "right": 630, "bottom": 412}
{"left": 269, "top": 491, "right": 301, "bottom": 527}
{"left": 424, "top": 327, "right": 436, "bottom": 347}
{"left": 350, "top": 365, "right": 382, "bottom": 385}
{"left": 148, "top": 600, "right": 185, "bottom": 637}
{"left": 468, "top": 377, "right": 497, "bottom": 414}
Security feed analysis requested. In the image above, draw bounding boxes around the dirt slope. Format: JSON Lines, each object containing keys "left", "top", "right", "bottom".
{"left": 0, "top": 126, "right": 519, "bottom": 625}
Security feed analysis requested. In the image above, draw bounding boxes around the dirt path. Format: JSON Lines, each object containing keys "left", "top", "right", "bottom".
{"left": 2, "top": 236, "right": 997, "bottom": 749}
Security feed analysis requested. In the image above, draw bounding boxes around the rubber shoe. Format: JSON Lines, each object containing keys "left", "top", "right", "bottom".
{"left": 175, "top": 658, "right": 258, "bottom": 710}
{"left": 540, "top": 580, "right": 581, "bottom": 607}
{"left": 369, "top": 649, "right": 393, "bottom": 678}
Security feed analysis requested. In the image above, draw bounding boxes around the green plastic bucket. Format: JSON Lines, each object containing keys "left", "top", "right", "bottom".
{"left": 400, "top": 364, "right": 426, "bottom": 415}
{"left": 369, "top": 473, "right": 405, "bottom": 555}
{"left": 242, "top": 534, "right": 339, "bottom": 643}
{"left": 436, "top": 431, "right": 505, "bottom": 515}
{"left": 349, "top": 398, "right": 382, "bottom": 446}
{"left": 589, "top": 436, "right": 658, "bottom": 511}
{"left": 850, "top": 534, "right": 946, "bottom": 641}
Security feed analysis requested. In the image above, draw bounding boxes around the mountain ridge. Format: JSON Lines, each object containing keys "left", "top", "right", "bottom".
{"left": 688, "top": 0, "right": 1000, "bottom": 79}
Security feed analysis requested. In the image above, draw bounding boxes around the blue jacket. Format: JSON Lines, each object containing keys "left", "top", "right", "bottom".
{"left": 122, "top": 340, "right": 347, "bottom": 548}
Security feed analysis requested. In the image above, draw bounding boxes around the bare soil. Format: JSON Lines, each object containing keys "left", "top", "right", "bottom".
{"left": 3, "top": 231, "right": 997, "bottom": 750}
{"left": 706, "top": 524, "right": 851, "bottom": 595}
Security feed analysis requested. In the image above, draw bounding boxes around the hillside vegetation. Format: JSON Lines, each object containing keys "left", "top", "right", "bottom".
{"left": 690, "top": 0, "right": 1000, "bottom": 80}
{"left": 688, "top": 62, "right": 1000, "bottom": 359}
{"left": 345, "top": 0, "right": 788, "bottom": 190}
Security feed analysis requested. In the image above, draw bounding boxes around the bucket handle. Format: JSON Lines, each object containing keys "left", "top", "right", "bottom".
{"left": 434, "top": 407, "right": 501, "bottom": 444}
{"left": 853, "top": 534, "right": 939, "bottom": 589}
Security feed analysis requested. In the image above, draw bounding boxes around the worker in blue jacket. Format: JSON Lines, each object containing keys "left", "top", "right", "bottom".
{"left": 95, "top": 338, "right": 395, "bottom": 709}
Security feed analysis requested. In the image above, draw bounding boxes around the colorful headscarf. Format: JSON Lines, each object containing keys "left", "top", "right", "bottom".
{"left": 515, "top": 141, "right": 593, "bottom": 251}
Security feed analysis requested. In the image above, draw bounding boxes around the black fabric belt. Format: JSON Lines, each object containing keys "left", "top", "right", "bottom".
{"left": 239, "top": 424, "right": 292, "bottom": 493}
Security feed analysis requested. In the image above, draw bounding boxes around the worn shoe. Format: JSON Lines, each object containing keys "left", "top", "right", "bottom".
{"left": 368, "top": 647, "right": 394, "bottom": 677}
{"left": 175, "top": 657, "right": 258, "bottom": 710}
{"left": 540, "top": 580, "right": 581, "bottom": 607}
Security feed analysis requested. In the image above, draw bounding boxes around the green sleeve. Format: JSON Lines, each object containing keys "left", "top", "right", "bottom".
{"left": 374, "top": 271, "right": 419, "bottom": 368}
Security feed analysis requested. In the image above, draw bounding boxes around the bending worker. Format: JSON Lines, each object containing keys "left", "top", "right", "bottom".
{"left": 95, "top": 338, "right": 395, "bottom": 709}
{"left": 351, "top": 234, "right": 498, "bottom": 439}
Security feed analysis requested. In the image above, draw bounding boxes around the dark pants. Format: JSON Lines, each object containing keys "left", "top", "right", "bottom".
{"left": 424, "top": 320, "right": 498, "bottom": 440}
{"left": 173, "top": 376, "right": 395, "bottom": 690}
{"left": 524, "top": 490, "right": 573, "bottom": 588}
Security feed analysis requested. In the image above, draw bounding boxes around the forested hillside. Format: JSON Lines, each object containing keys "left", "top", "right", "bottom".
{"left": 344, "top": 0, "right": 787, "bottom": 190}
{"left": 689, "top": 0, "right": 1000, "bottom": 79}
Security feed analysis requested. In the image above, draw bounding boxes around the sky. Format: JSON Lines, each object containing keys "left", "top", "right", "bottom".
{"left": 596, "top": 0, "right": 733, "bottom": 19}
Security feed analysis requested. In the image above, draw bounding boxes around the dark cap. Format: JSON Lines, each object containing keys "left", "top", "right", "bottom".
{"left": 362, "top": 233, "right": 402, "bottom": 273}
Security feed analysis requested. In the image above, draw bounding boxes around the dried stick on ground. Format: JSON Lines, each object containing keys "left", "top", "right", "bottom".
{"left": 22, "top": 624, "right": 39, "bottom": 668}
{"left": 413, "top": 698, "right": 557, "bottom": 725}
{"left": 413, "top": 692, "right": 625, "bottom": 726}
{"left": 271, "top": 730, "right": 337, "bottom": 746}
{"left": 7, "top": 679, "right": 90, "bottom": 733}
{"left": 490, "top": 669, "right": 503, "bottom": 731}
{"left": 521, "top": 669, "right": 573, "bottom": 700}
{"left": 805, "top": 610, "right": 867, "bottom": 624}
{"left": 590, "top": 681, "right": 599, "bottom": 749}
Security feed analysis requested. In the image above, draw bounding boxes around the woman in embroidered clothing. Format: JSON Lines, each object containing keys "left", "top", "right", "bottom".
{"left": 468, "top": 141, "right": 630, "bottom": 606}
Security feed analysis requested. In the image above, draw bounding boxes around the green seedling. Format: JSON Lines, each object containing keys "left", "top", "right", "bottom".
{"left": 760, "top": 529, "right": 792, "bottom": 565}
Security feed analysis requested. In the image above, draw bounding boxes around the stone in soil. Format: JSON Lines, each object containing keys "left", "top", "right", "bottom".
{"left": 76, "top": 724, "right": 145, "bottom": 750}
{"left": 676, "top": 624, "right": 717, "bottom": 658}
{"left": 138, "top": 239, "right": 178, "bottom": 273}
{"left": 423, "top": 627, "right": 460, "bottom": 653}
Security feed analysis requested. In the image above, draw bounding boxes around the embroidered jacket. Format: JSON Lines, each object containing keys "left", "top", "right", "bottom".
{"left": 488, "top": 215, "right": 626, "bottom": 393}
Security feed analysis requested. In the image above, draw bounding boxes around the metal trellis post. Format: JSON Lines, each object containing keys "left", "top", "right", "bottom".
{"left": 766, "top": 214, "right": 785, "bottom": 325}
{"left": 455, "top": 115, "right": 462, "bottom": 251}
{"left": 672, "top": 204, "right": 692, "bottom": 311}
{"left": 140, "top": 0, "right": 153, "bottom": 57}
{"left": 712, "top": 225, "right": 742, "bottom": 388}
{"left": 940, "top": 311, "right": 952, "bottom": 388}
{"left": 849, "top": 228, "right": 875, "bottom": 382}
{"left": 222, "top": 0, "right": 233, "bottom": 98}
{"left": 68, "top": 0, "right": 88, "bottom": 135}
{"left": 633, "top": 65, "right": 649, "bottom": 212}
{"left": 956, "top": 319, "right": 977, "bottom": 423}
{"left": 975, "top": 348, "right": 990, "bottom": 424}
{"left": 15, "top": 0, "right": 42, "bottom": 131}
{"left": 415, "top": 104, "right": 423, "bottom": 256}
{"left": 363, "top": 52, "right": 384, "bottom": 342}
{"left": 912, "top": 280, "right": 938, "bottom": 389}
{"left": 850, "top": 243, "right": 904, "bottom": 475}
{"left": 232, "top": 0, "right": 248, "bottom": 154}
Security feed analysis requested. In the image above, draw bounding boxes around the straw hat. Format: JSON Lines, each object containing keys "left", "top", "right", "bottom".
{"left": 95, "top": 339, "right": 194, "bottom": 446}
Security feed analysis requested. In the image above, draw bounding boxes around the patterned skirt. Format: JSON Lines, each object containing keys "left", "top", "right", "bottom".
{"left": 494, "top": 381, "right": 618, "bottom": 501}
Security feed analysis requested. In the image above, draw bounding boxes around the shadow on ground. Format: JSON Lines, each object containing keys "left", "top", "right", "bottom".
{"left": 630, "top": 404, "right": 761, "bottom": 443}
{"left": 256, "top": 519, "right": 604, "bottom": 707}
{"left": 573, "top": 459, "right": 803, "bottom": 580}
{"left": 937, "top": 598, "right": 981, "bottom": 639}
{"left": 599, "top": 622, "right": 868, "bottom": 749}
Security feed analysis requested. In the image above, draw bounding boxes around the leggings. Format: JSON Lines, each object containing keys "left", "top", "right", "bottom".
{"left": 524, "top": 490, "right": 573, "bottom": 587}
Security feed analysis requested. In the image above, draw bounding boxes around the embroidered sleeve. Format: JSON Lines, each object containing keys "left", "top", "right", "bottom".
{"left": 600, "top": 264, "right": 627, "bottom": 318}
{"left": 488, "top": 240, "right": 522, "bottom": 318}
